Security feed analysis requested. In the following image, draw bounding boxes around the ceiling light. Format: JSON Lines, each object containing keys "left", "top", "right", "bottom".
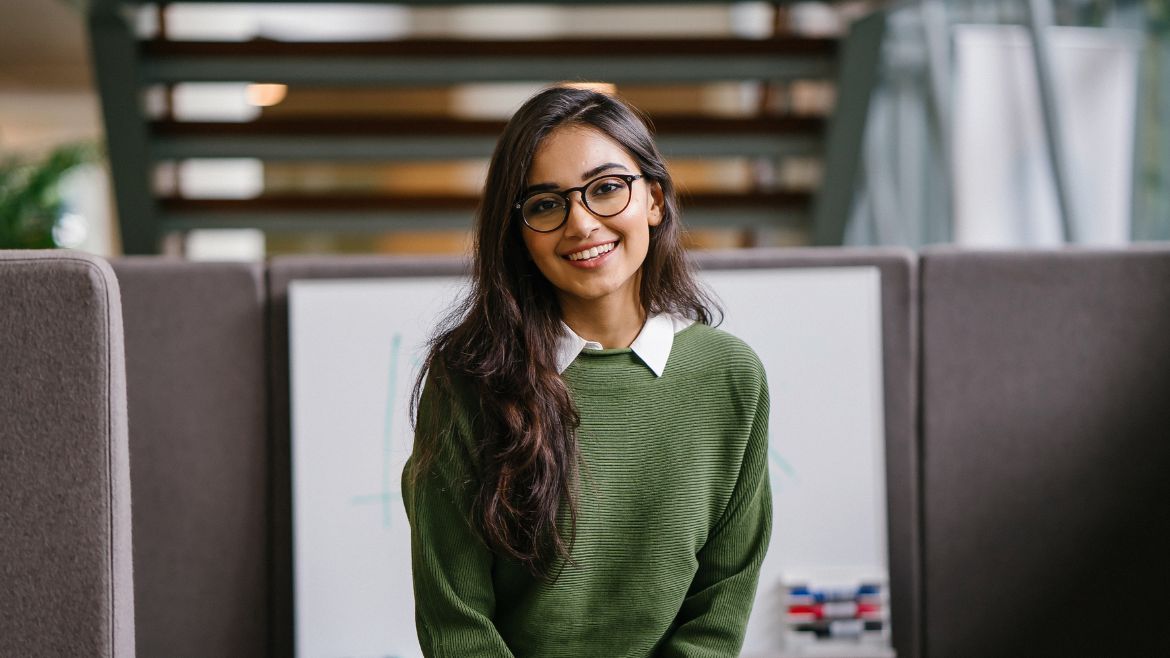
{"left": 246, "top": 83, "right": 288, "bottom": 107}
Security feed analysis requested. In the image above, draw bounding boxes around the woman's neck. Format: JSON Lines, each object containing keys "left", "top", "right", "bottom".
{"left": 559, "top": 293, "right": 646, "bottom": 349}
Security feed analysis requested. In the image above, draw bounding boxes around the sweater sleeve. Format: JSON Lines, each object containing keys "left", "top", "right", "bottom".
{"left": 658, "top": 375, "right": 773, "bottom": 658}
{"left": 401, "top": 374, "right": 515, "bottom": 658}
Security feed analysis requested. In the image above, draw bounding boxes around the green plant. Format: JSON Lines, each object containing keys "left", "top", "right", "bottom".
{"left": 0, "top": 143, "right": 99, "bottom": 249}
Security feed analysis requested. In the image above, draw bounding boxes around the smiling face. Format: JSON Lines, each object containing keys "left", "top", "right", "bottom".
{"left": 520, "top": 124, "right": 664, "bottom": 318}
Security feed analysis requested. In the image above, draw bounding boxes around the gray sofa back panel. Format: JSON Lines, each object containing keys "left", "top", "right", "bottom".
{"left": 920, "top": 247, "right": 1170, "bottom": 657}
{"left": 268, "top": 248, "right": 919, "bottom": 658}
{"left": 114, "top": 258, "right": 268, "bottom": 658}
{"left": 0, "top": 250, "right": 135, "bottom": 658}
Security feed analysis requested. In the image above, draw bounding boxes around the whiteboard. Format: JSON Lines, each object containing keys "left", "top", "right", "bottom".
{"left": 290, "top": 267, "right": 887, "bottom": 658}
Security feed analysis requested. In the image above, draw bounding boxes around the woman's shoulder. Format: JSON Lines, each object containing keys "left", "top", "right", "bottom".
{"left": 676, "top": 321, "right": 761, "bottom": 360}
{"left": 418, "top": 362, "right": 482, "bottom": 432}
{"left": 672, "top": 321, "right": 766, "bottom": 381}
{"left": 415, "top": 363, "right": 484, "bottom": 468}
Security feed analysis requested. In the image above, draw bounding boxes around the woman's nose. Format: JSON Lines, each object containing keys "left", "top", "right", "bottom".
{"left": 563, "top": 191, "right": 601, "bottom": 238}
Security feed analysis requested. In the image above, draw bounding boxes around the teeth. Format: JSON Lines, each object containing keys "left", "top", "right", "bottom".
{"left": 569, "top": 242, "right": 615, "bottom": 261}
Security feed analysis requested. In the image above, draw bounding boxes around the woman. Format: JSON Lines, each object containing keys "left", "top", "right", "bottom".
{"left": 403, "top": 86, "right": 771, "bottom": 657}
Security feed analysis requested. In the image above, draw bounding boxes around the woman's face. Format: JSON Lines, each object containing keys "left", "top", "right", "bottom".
{"left": 520, "top": 124, "right": 663, "bottom": 314}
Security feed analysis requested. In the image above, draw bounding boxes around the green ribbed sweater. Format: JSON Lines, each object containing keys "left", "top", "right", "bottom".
{"left": 402, "top": 323, "right": 772, "bottom": 657}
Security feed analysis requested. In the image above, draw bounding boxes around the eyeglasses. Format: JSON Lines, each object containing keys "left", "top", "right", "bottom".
{"left": 515, "top": 174, "right": 644, "bottom": 233}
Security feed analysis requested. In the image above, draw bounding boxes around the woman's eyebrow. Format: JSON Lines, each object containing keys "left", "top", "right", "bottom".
{"left": 579, "top": 162, "right": 629, "bottom": 180}
{"left": 523, "top": 162, "right": 630, "bottom": 195}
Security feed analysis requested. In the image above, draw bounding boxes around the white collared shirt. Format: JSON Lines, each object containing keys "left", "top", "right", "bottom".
{"left": 554, "top": 313, "right": 695, "bottom": 377}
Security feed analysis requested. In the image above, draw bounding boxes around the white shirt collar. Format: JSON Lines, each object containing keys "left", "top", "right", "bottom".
{"left": 554, "top": 313, "right": 694, "bottom": 377}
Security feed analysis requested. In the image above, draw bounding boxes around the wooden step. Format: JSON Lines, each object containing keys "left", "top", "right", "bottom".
{"left": 150, "top": 116, "right": 826, "bottom": 136}
{"left": 149, "top": 116, "right": 827, "bottom": 160}
{"left": 143, "top": 37, "right": 838, "bottom": 58}
{"left": 139, "top": 0, "right": 839, "bottom": 5}
{"left": 158, "top": 191, "right": 812, "bottom": 211}
{"left": 136, "top": 0, "right": 842, "bottom": 7}
{"left": 156, "top": 191, "right": 813, "bottom": 231}
{"left": 140, "top": 37, "right": 838, "bottom": 84}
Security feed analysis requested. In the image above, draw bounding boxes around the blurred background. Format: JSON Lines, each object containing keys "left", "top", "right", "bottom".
{"left": 0, "top": 0, "right": 1166, "bottom": 260}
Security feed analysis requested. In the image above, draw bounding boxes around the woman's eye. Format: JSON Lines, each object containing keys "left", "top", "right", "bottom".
{"left": 590, "top": 181, "right": 623, "bottom": 197}
{"left": 529, "top": 198, "right": 563, "bottom": 214}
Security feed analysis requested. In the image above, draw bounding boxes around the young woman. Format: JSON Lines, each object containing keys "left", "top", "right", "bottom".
{"left": 403, "top": 86, "right": 772, "bottom": 657}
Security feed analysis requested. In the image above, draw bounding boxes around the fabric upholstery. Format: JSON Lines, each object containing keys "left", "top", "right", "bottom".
{"left": 114, "top": 259, "right": 268, "bottom": 658}
{"left": 0, "top": 249, "right": 135, "bottom": 658}
{"left": 920, "top": 247, "right": 1170, "bottom": 657}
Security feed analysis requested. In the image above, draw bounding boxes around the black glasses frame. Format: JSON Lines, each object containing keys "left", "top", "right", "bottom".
{"left": 515, "top": 173, "right": 645, "bottom": 233}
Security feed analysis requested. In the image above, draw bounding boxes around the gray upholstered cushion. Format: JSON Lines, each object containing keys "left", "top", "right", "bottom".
{"left": 0, "top": 250, "right": 135, "bottom": 658}
{"left": 113, "top": 258, "right": 268, "bottom": 658}
{"left": 921, "top": 246, "right": 1170, "bottom": 656}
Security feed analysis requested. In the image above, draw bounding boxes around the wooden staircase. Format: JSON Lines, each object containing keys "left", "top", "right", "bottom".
{"left": 88, "top": 2, "right": 845, "bottom": 255}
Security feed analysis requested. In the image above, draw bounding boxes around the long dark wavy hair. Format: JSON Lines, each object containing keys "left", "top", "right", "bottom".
{"left": 409, "top": 86, "right": 718, "bottom": 579}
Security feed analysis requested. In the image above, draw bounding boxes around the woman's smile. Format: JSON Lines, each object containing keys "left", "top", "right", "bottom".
{"left": 563, "top": 239, "right": 619, "bottom": 266}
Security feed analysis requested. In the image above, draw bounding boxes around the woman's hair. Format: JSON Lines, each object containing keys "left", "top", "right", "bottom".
{"left": 410, "top": 86, "right": 718, "bottom": 579}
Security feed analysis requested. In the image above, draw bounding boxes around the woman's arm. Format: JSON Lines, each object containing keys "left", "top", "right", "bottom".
{"left": 658, "top": 378, "right": 773, "bottom": 658}
{"left": 402, "top": 375, "right": 515, "bottom": 658}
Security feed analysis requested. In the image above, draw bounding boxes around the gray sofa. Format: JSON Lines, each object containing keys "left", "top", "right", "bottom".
{"left": 1, "top": 251, "right": 135, "bottom": 658}
{"left": 3, "top": 246, "right": 1168, "bottom": 658}
{"left": 919, "top": 247, "right": 1170, "bottom": 657}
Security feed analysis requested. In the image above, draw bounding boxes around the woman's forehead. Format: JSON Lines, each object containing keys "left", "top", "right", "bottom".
{"left": 527, "top": 125, "right": 636, "bottom": 185}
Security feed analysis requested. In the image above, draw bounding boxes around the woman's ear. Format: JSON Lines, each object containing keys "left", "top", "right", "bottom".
{"left": 647, "top": 180, "right": 665, "bottom": 227}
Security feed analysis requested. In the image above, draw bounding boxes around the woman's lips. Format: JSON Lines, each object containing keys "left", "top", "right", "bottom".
{"left": 563, "top": 240, "right": 619, "bottom": 269}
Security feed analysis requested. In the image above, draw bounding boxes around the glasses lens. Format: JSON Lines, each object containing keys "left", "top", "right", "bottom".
{"left": 584, "top": 176, "right": 632, "bottom": 216}
{"left": 522, "top": 193, "right": 567, "bottom": 230}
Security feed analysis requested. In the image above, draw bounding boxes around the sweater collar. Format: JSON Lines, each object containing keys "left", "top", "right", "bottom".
{"left": 555, "top": 313, "right": 692, "bottom": 377}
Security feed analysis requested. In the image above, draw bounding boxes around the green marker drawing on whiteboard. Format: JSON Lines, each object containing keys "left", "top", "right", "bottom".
{"left": 768, "top": 444, "right": 797, "bottom": 491}
{"left": 351, "top": 333, "right": 403, "bottom": 529}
